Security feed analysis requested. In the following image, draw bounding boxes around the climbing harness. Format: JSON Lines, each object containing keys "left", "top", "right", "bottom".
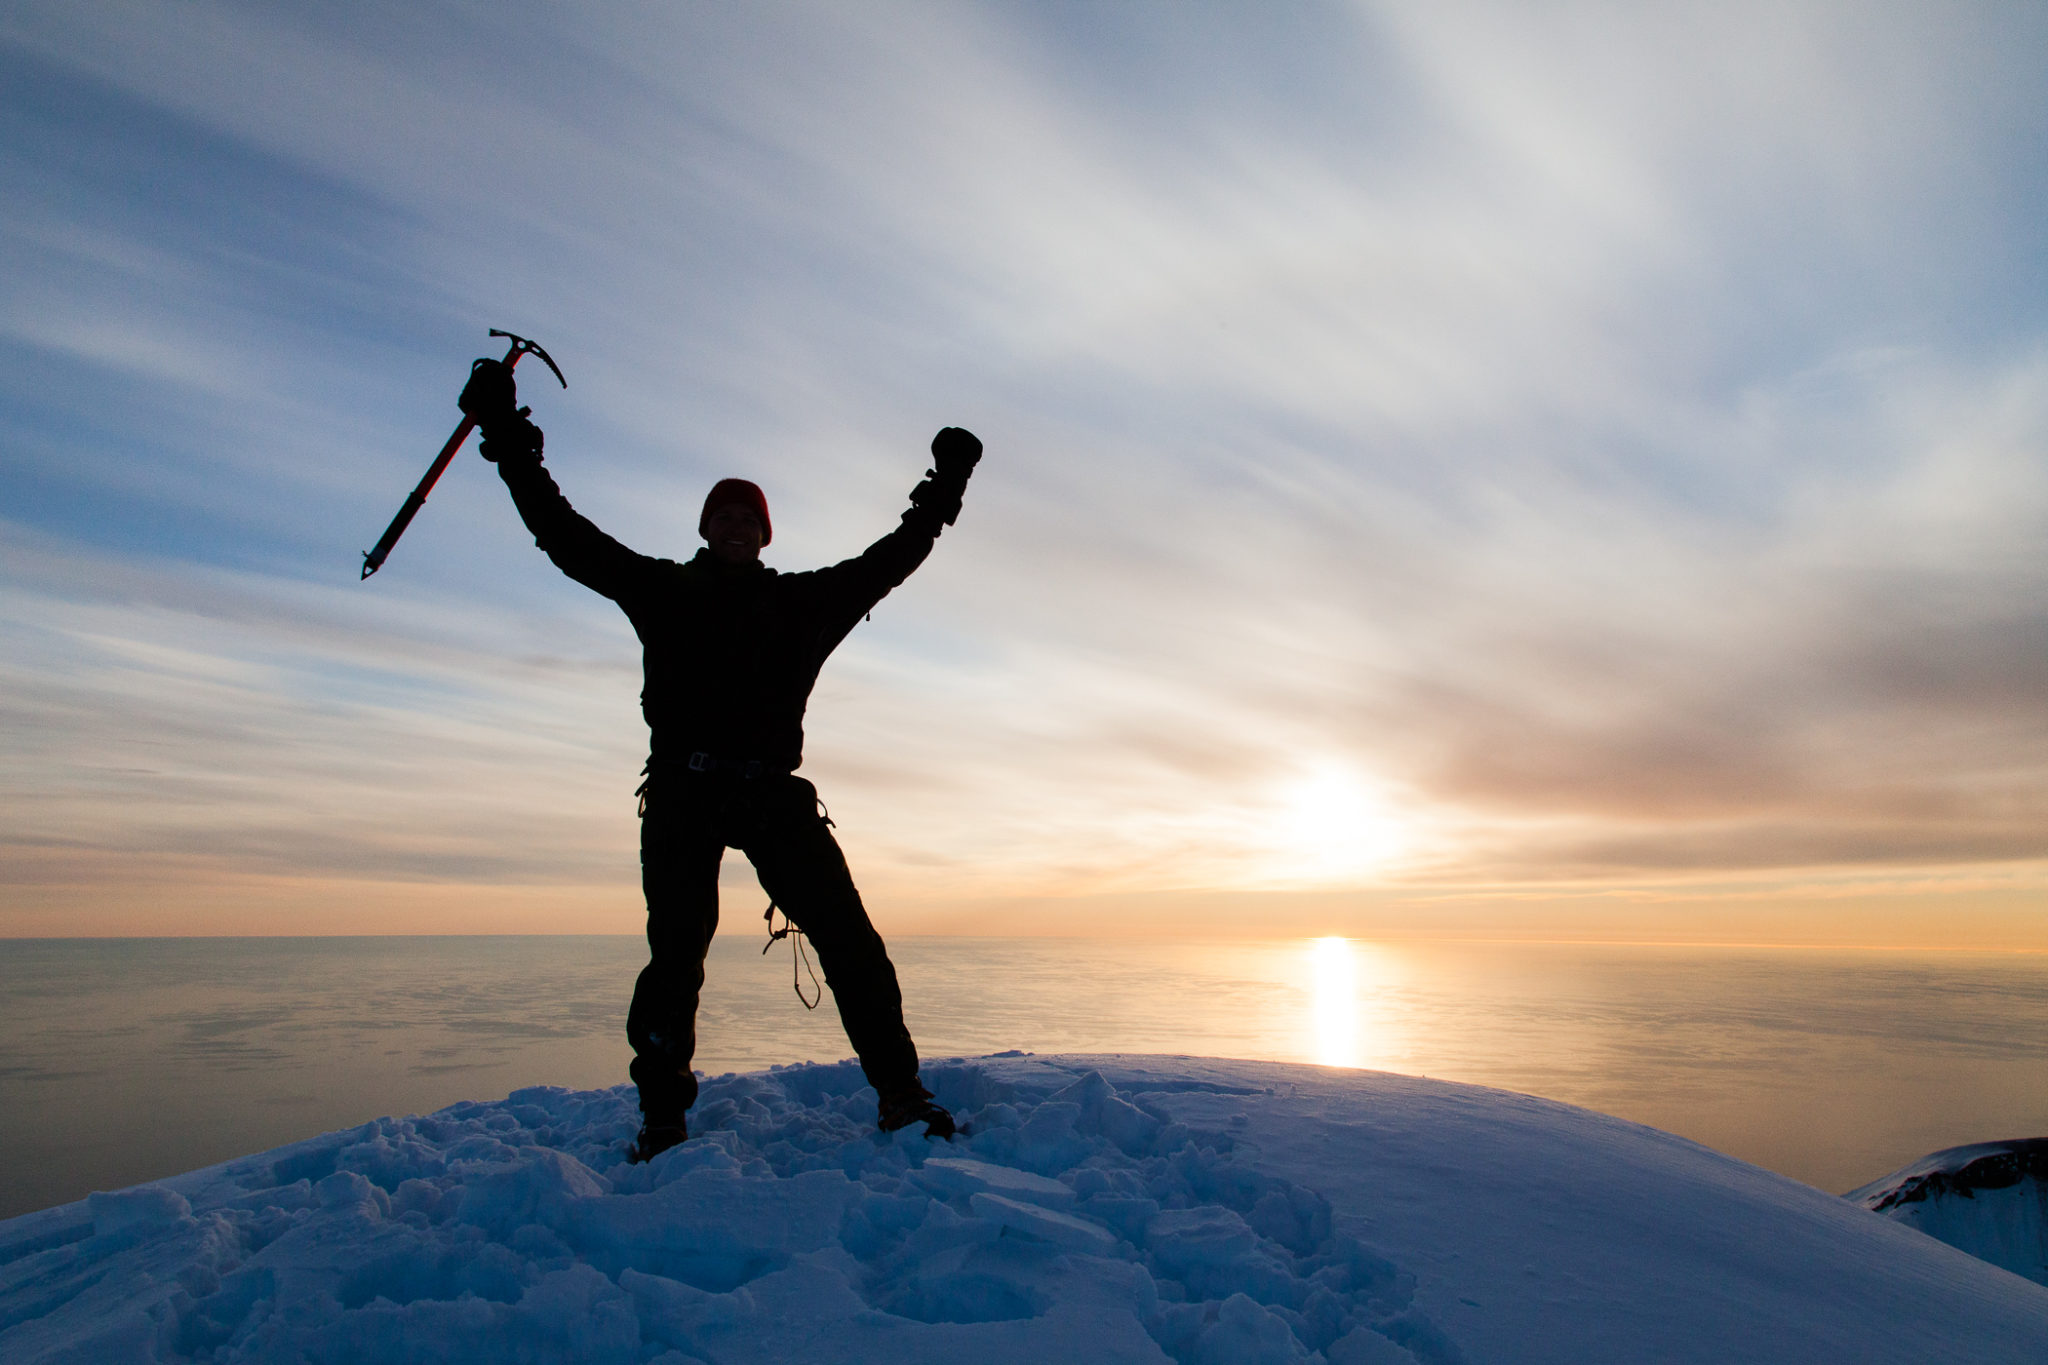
{"left": 640, "top": 757, "right": 832, "bottom": 1012}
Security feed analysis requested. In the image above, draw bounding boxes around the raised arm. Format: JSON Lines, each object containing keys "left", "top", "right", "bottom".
{"left": 463, "top": 357, "right": 651, "bottom": 602}
{"left": 493, "top": 446, "right": 651, "bottom": 602}
{"left": 806, "top": 427, "right": 983, "bottom": 628}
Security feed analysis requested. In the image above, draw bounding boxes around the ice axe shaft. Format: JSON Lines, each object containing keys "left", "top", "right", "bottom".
{"left": 360, "top": 329, "right": 565, "bottom": 580}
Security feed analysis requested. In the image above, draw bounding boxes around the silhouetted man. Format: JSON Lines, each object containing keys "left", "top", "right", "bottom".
{"left": 459, "top": 357, "right": 978, "bottom": 1159}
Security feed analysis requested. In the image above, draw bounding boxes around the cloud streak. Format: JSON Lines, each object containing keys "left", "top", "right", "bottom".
{"left": 2, "top": 1, "right": 2045, "bottom": 939}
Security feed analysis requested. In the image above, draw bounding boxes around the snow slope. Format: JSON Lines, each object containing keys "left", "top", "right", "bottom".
{"left": 3, "top": 1055, "right": 2045, "bottom": 1364}
{"left": 1850, "top": 1138, "right": 2048, "bottom": 1288}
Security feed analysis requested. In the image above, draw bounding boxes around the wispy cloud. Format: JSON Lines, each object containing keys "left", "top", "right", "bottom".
{"left": 2, "top": 1, "right": 2044, "bottom": 939}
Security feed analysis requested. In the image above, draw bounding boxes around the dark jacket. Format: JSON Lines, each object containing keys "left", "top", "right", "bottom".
{"left": 497, "top": 455, "right": 954, "bottom": 772}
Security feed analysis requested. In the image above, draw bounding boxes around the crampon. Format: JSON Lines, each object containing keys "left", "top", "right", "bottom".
{"left": 878, "top": 1086, "right": 956, "bottom": 1139}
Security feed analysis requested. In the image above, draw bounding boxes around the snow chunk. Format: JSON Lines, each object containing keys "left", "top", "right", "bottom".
{"left": 567, "top": 1164, "right": 860, "bottom": 1290}
{"left": 1328, "top": 1322, "right": 1425, "bottom": 1364}
{"left": 968, "top": 1191, "right": 1118, "bottom": 1254}
{"left": 86, "top": 1185, "right": 190, "bottom": 1236}
{"left": 916, "top": 1155, "right": 1078, "bottom": 1209}
{"left": 1050, "top": 1069, "right": 1164, "bottom": 1153}
{"left": 1148, "top": 1205, "right": 1257, "bottom": 1268}
{"left": 456, "top": 1146, "right": 609, "bottom": 1235}
{"left": 1195, "top": 1291, "right": 1309, "bottom": 1364}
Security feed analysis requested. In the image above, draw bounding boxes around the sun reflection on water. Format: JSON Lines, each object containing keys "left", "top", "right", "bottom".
{"left": 1307, "top": 936, "right": 1361, "bottom": 1068}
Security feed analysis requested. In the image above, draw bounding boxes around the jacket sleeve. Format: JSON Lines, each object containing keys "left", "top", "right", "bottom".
{"left": 799, "top": 489, "right": 960, "bottom": 642}
{"left": 495, "top": 454, "right": 652, "bottom": 603}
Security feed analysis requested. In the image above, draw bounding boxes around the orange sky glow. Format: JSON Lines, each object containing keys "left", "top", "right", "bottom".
{"left": 3, "top": 3, "right": 2045, "bottom": 946}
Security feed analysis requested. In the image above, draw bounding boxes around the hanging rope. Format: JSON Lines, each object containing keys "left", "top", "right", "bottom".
{"left": 761, "top": 901, "right": 821, "bottom": 1009}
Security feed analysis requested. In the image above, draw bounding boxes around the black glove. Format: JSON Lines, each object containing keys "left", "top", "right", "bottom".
{"left": 478, "top": 413, "right": 544, "bottom": 464}
{"left": 459, "top": 357, "right": 520, "bottom": 427}
{"left": 462, "top": 358, "right": 545, "bottom": 463}
{"left": 905, "top": 474, "right": 962, "bottom": 527}
{"left": 905, "top": 428, "right": 980, "bottom": 529}
{"left": 930, "top": 426, "right": 982, "bottom": 483}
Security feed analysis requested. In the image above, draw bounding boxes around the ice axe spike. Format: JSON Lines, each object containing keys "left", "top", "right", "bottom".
{"left": 359, "top": 329, "right": 567, "bottom": 580}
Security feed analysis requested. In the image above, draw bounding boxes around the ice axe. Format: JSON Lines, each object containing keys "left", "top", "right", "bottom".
{"left": 360, "top": 328, "right": 566, "bottom": 580}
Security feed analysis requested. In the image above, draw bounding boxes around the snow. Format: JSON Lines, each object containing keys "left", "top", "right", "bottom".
{"left": 1850, "top": 1138, "right": 2048, "bottom": 1288}
{"left": 4, "top": 1054, "right": 2047, "bottom": 1364}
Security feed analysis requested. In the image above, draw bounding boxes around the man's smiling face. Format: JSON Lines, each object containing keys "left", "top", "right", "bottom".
{"left": 703, "top": 502, "right": 765, "bottom": 566}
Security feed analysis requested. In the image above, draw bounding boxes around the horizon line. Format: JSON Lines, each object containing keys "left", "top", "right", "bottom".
{"left": 4, "top": 931, "right": 2044, "bottom": 954}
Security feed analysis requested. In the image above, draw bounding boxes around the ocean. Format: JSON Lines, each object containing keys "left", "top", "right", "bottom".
{"left": 4, "top": 935, "right": 2047, "bottom": 1219}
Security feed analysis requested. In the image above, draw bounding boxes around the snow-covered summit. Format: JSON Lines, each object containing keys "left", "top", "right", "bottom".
{"left": 4, "top": 1055, "right": 2045, "bottom": 1364}
{"left": 1850, "top": 1137, "right": 2048, "bottom": 1288}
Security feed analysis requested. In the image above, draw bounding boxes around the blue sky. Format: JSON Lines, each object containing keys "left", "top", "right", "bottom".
{"left": 3, "top": 2, "right": 2046, "bottom": 940}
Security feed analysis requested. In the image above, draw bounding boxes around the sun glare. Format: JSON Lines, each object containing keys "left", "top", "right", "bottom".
{"left": 1268, "top": 765, "right": 1408, "bottom": 883}
{"left": 1307, "top": 936, "right": 1361, "bottom": 1068}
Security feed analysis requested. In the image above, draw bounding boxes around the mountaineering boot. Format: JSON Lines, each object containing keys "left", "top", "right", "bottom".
{"left": 878, "top": 1083, "right": 955, "bottom": 1139}
{"left": 631, "top": 1119, "right": 687, "bottom": 1163}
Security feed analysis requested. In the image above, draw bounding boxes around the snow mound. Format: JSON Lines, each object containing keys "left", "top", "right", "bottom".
{"left": 4, "top": 1054, "right": 2047, "bottom": 1364}
{"left": 1850, "top": 1138, "right": 2048, "bottom": 1286}
{"left": 0, "top": 1058, "right": 1447, "bottom": 1365}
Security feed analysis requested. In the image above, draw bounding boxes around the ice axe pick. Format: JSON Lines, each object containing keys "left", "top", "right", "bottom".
{"left": 360, "top": 328, "right": 566, "bottom": 580}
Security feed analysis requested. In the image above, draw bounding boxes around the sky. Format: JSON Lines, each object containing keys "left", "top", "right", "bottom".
{"left": 2, "top": 0, "right": 2045, "bottom": 943}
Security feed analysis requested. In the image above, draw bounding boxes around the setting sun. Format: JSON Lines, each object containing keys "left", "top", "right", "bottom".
{"left": 1268, "top": 766, "right": 1409, "bottom": 884}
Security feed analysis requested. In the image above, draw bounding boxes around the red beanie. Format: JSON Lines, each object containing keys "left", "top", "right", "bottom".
{"left": 699, "top": 478, "right": 771, "bottom": 546}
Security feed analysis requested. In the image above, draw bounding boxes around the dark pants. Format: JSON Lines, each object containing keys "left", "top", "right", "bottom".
{"left": 627, "top": 770, "right": 920, "bottom": 1122}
